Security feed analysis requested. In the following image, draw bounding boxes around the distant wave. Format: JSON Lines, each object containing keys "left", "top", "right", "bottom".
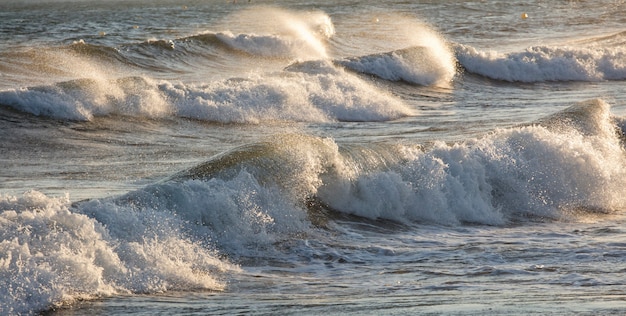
{"left": 569, "top": 30, "right": 626, "bottom": 47}
{"left": 456, "top": 44, "right": 626, "bottom": 82}
{"left": 0, "top": 22, "right": 334, "bottom": 81}
{"left": 337, "top": 46, "right": 457, "bottom": 86}
{"left": 0, "top": 67, "right": 412, "bottom": 122}
{"left": 149, "top": 27, "right": 332, "bottom": 61}
{"left": 212, "top": 6, "right": 335, "bottom": 60}
{"left": 68, "top": 40, "right": 132, "bottom": 65}
{"left": 212, "top": 31, "right": 319, "bottom": 59}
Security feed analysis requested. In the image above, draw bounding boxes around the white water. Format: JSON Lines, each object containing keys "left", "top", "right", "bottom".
{"left": 456, "top": 43, "right": 626, "bottom": 82}
{"left": 0, "top": 191, "right": 236, "bottom": 315}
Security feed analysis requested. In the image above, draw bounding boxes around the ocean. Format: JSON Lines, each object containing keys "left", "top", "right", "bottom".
{"left": 1, "top": 0, "right": 626, "bottom": 314}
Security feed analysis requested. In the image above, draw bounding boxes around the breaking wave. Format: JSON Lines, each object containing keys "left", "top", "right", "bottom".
{"left": 3, "top": 98, "right": 626, "bottom": 314}
{"left": 0, "top": 66, "right": 412, "bottom": 123}
{"left": 456, "top": 44, "right": 626, "bottom": 82}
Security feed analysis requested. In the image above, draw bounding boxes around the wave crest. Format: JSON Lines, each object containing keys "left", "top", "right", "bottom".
{"left": 319, "top": 99, "right": 626, "bottom": 223}
{"left": 216, "top": 6, "right": 334, "bottom": 60}
{"left": 456, "top": 44, "right": 626, "bottom": 82}
{"left": 0, "top": 64, "right": 412, "bottom": 123}
{"left": 338, "top": 46, "right": 457, "bottom": 86}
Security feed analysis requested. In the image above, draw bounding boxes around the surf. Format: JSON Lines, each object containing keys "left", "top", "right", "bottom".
{"left": 455, "top": 43, "right": 626, "bottom": 82}
{"left": 0, "top": 62, "right": 413, "bottom": 123}
{"left": 0, "top": 190, "right": 237, "bottom": 315}
{"left": 107, "top": 99, "right": 626, "bottom": 229}
{"left": 3, "top": 95, "right": 626, "bottom": 314}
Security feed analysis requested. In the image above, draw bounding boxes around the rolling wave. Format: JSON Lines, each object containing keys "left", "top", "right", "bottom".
{"left": 95, "top": 6, "right": 334, "bottom": 63}
{"left": 3, "top": 98, "right": 626, "bottom": 314}
{"left": 0, "top": 27, "right": 459, "bottom": 123}
{"left": 50, "top": 35, "right": 626, "bottom": 85}
{"left": 133, "top": 98, "right": 626, "bottom": 229}
{"left": 456, "top": 43, "right": 626, "bottom": 82}
{"left": 9, "top": 98, "right": 622, "bottom": 234}
{"left": 0, "top": 67, "right": 412, "bottom": 122}
{"left": 325, "top": 99, "right": 626, "bottom": 223}
{"left": 337, "top": 46, "right": 457, "bottom": 87}
{"left": 0, "top": 8, "right": 336, "bottom": 86}
{"left": 569, "top": 30, "right": 626, "bottom": 47}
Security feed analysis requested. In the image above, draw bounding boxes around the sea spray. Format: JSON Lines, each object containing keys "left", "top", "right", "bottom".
{"left": 217, "top": 6, "right": 334, "bottom": 60}
{"left": 338, "top": 46, "right": 456, "bottom": 86}
{"left": 0, "top": 191, "right": 236, "bottom": 315}
{"left": 318, "top": 99, "right": 626, "bottom": 224}
{"left": 336, "top": 13, "right": 456, "bottom": 87}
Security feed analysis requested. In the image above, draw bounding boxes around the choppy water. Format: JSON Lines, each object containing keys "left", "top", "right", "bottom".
{"left": 2, "top": 0, "right": 626, "bottom": 315}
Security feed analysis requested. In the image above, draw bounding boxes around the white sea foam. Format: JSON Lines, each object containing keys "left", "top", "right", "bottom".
{"left": 318, "top": 99, "right": 626, "bottom": 224}
{"left": 164, "top": 64, "right": 412, "bottom": 123}
{"left": 3, "top": 100, "right": 626, "bottom": 314}
{"left": 81, "top": 134, "right": 342, "bottom": 256}
{"left": 456, "top": 44, "right": 626, "bottom": 82}
{"left": 0, "top": 191, "right": 236, "bottom": 315}
{"left": 0, "top": 134, "right": 339, "bottom": 314}
{"left": 0, "top": 65, "right": 412, "bottom": 123}
{"left": 80, "top": 175, "right": 303, "bottom": 257}
{"left": 0, "top": 77, "right": 170, "bottom": 121}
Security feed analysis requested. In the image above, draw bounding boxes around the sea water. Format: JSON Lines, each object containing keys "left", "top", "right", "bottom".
{"left": 1, "top": 0, "right": 626, "bottom": 314}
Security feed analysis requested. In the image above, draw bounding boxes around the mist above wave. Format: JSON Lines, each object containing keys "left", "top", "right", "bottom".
{"left": 336, "top": 15, "right": 456, "bottom": 87}
{"left": 214, "top": 6, "right": 334, "bottom": 60}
